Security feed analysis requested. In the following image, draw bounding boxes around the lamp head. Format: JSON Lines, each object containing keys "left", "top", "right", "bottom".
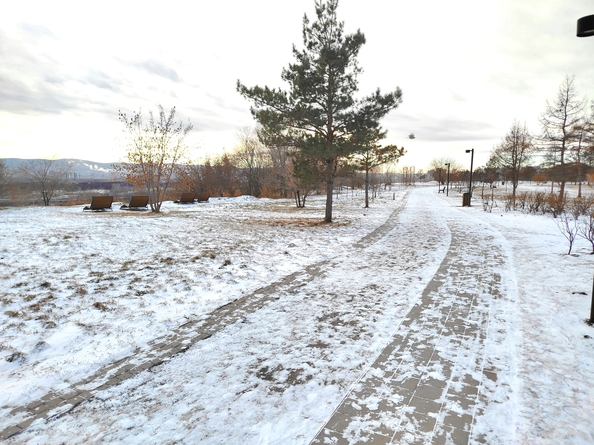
{"left": 577, "top": 15, "right": 594, "bottom": 37}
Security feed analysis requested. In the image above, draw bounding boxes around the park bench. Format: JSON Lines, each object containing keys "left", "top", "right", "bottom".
{"left": 83, "top": 196, "right": 113, "bottom": 212}
{"left": 196, "top": 193, "right": 210, "bottom": 203}
{"left": 438, "top": 187, "right": 445, "bottom": 193}
{"left": 120, "top": 195, "right": 149, "bottom": 211}
{"left": 174, "top": 192, "right": 195, "bottom": 204}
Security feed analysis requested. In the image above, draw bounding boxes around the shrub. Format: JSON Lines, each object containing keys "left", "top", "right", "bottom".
{"left": 545, "top": 193, "right": 566, "bottom": 217}
{"left": 516, "top": 191, "right": 530, "bottom": 210}
{"left": 528, "top": 192, "right": 547, "bottom": 214}
{"left": 569, "top": 197, "right": 593, "bottom": 219}
{"left": 92, "top": 301, "right": 108, "bottom": 311}
{"left": 483, "top": 196, "right": 494, "bottom": 213}
{"left": 503, "top": 194, "right": 514, "bottom": 212}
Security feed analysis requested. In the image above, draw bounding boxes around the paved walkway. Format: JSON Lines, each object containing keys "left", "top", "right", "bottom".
{"left": 1, "top": 191, "right": 510, "bottom": 443}
{"left": 310, "top": 215, "right": 506, "bottom": 444}
{"left": 1, "top": 194, "right": 413, "bottom": 441}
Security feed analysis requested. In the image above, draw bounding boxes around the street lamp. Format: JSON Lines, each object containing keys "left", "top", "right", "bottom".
{"left": 465, "top": 149, "right": 474, "bottom": 206}
{"left": 577, "top": 14, "right": 594, "bottom": 37}
{"left": 577, "top": 13, "right": 594, "bottom": 324}
{"left": 444, "top": 163, "right": 450, "bottom": 196}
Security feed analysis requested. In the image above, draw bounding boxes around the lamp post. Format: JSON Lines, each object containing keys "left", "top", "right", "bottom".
{"left": 465, "top": 149, "right": 474, "bottom": 206}
{"left": 445, "top": 163, "right": 450, "bottom": 196}
{"left": 577, "top": 13, "right": 594, "bottom": 323}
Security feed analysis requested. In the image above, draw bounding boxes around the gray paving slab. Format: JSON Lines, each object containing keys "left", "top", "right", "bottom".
{"left": 310, "top": 214, "right": 507, "bottom": 445}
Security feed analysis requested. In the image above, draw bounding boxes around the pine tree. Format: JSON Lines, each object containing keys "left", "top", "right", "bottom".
{"left": 237, "top": 0, "right": 402, "bottom": 222}
{"left": 349, "top": 128, "right": 405, "bottom": 208}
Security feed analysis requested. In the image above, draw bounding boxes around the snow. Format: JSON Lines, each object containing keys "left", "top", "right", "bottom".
{"left": 1, "top": 186, "right": 594, "bottom": 444}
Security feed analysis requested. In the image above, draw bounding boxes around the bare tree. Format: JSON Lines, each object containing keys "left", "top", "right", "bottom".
{"left": 382, "top": 164, "right": 398, "bottom": 190}
{"left": 539, "top": 75, "right": 585, "bottom": 198}
{"left": 0, "top": 159, "right": 12, "bottom": 197}
{"left": 571, "top": 102, "right": 594, "bottom": 197}
{"left": 400, "top": 166, "right": 416, "bottom": 186}
{"left": 579, "top": 211, "right": 594, "bottom": 253}
{"left": 428, "top": 157, "right": 464, "bottom": 183}
{"left": 114, "top": 106, "right": 193, "bottom": 212}
{"left": 555, "top": 212, "right": 579, "bottom": 255}
{"left": 233, "top": 127, "right": 269, "bottom": 197}
{"left": 487, "top": 120, "right": 534, "bottom": 201}
{"left": 17, "top": 158, "right": 72, "bottom": 206}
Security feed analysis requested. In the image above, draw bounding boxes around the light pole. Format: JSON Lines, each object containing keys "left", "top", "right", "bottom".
{"left": 577, "top": 13, "right": 594, "bottom": 324}
{"left": 445, "top": 163, "right": 450, "bottom": 196}
{"left": 465, "top": 149, "right": 474, "bottom": 206}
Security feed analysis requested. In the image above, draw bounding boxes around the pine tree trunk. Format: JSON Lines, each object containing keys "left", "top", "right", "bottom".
{"left": 324, "top": 158, "right": 335, "bottom": 223}
{"left": 365, "top": 168, "right": 370, "bottom": 208}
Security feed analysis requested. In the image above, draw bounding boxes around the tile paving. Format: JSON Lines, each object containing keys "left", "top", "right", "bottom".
{"left": 1, "top": 193, "right": 507, "bottom": 443}
{"left": 310, "top": 215, "right": 506, "bottom": 445}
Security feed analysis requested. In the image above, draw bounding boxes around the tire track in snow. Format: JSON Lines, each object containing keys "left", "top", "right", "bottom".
{"left": 0, "top": 192, "right": 413, "bottom": 440}
{"left": 311, "top": 189, "right": 515, "bottom": 445}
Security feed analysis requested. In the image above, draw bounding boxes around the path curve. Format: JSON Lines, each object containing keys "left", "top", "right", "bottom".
{"left": 311, "top": 189, "right": 515, "bottom": 444}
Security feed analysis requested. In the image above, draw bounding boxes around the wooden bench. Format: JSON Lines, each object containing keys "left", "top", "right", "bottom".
{"left": 83, "top": 196, "right": 113, "bottom": 211}
{"left": 121, "top": 195, "right": 149, "bottom": 211}
{"left": 438, "top": 187, "right": 445, "bottom": 193}
{"left": 196, "top": 193, "right": 210, "bottom": 203}
{"left": 174, "top": 192, "right": 195, "bottom": 204}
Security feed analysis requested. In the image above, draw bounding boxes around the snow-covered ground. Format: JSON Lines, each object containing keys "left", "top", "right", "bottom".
{"left": 1, "top": 185, "right": 594, "bottom": 444}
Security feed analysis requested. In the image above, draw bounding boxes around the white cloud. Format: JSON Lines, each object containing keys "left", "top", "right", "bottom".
{"left": 0, "top": 0, "right": 592, "bottom": 167}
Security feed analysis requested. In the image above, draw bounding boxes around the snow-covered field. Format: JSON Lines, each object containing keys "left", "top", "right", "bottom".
{"left": 1, "top": 185, "right": 594, "bottom": 444}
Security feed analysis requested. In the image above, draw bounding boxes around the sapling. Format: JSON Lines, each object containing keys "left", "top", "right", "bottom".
{"left": 578, "top": 213, "right": 594, "bottom": 253}
{"left": 555, "top": 212, "right": 579, "bottom": 254}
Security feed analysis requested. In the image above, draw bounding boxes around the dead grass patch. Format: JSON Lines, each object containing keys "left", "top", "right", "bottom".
{"left": 92, "top": 301, "right": 108, "bottom": 311}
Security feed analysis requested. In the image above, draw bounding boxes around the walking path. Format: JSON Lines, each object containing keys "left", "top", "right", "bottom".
{"left": 1, "top": 189, "right": 513, "bottom": 443}
{"left": 2, "top": 194, "right": 414, "bottom": 441}
{"left": 310, "top": 213, "right": 508, "bottom": 444}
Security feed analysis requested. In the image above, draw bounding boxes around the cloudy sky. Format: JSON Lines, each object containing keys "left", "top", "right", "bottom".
{"left": 1, "top": 0, "right": 593, "bottom": 170}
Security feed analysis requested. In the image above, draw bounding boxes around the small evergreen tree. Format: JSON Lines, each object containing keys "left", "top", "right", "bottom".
{"left": 349, "top": 128, "right": 405, "bottom": 208}
{"left": 237, "top": 0, "right": 402, "bottom": 222}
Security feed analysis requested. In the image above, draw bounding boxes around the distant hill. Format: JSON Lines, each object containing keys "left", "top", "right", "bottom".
{"left": 3, "top": 158, "right": 121, "bottom": 180}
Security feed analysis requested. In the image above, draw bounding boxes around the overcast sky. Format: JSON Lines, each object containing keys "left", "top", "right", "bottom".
{"left": 1, "top": 0, "right": 593, "bottom": 170}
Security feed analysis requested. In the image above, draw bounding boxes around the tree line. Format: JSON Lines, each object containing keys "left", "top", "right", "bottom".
{"left": 1, "top": 1, "right": 406, "bottom": 214}
{"left": 116, "top": 0, "right": 405, "bottom": 216}
{"left": 428, "top": 75, "right": 594, "bottom": 203}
